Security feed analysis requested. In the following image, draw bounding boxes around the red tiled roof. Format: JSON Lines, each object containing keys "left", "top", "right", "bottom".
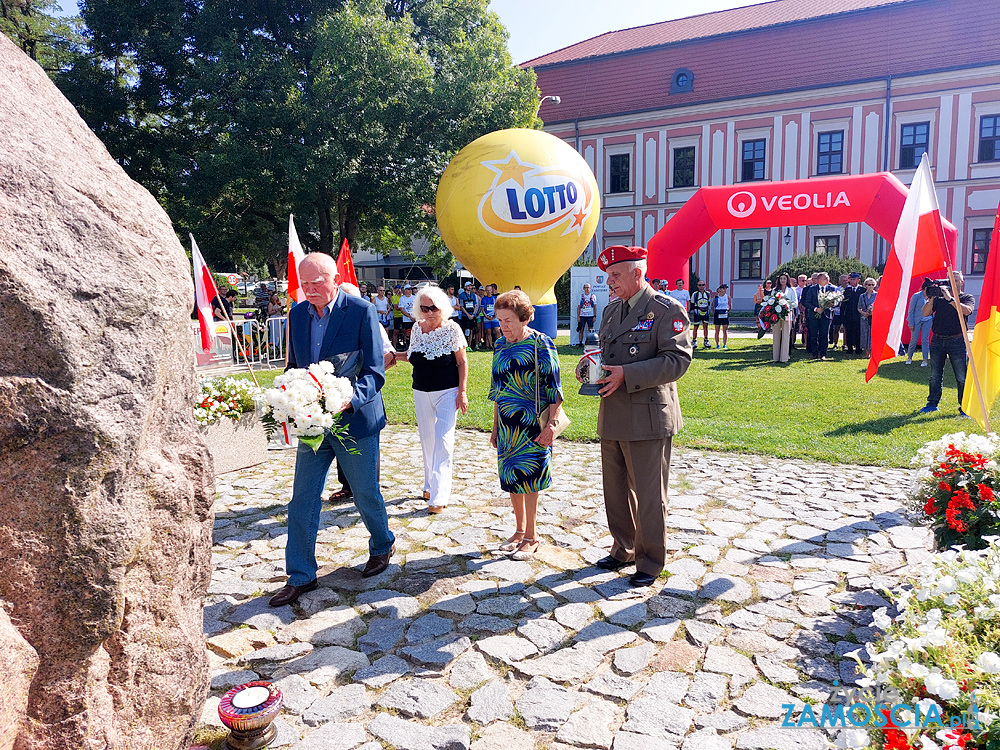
{"left": 523, "top": 0, "right": 915, "bottom": 68}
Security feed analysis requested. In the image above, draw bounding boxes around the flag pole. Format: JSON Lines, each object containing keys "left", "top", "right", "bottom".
{"left": 940, "top": 262, "right": 990, "bottom": 433}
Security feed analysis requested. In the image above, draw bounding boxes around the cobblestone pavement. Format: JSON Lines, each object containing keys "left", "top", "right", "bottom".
{"left": 202, "top": 426, "right": 932, "bottom": 750}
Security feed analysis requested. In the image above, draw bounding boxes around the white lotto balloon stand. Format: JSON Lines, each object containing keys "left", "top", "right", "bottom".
{"left": 436, "top": 128, "right": 600, "bottom": 339}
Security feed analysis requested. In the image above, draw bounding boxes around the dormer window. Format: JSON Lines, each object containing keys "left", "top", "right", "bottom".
{"left": 671, "top": 68, "right": 694, "bottom": 94}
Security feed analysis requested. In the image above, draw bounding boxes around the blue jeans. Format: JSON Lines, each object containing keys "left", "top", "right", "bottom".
{"left": 285, "top": 431, "right": 394, "bottom": 585}
{"left": 907, "top": 318, "right": 932, "bottom": 361}
{"left": 927, "top": 334, "right": 967, "bottom": 408}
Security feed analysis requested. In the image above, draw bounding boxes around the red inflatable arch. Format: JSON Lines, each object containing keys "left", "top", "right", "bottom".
{"left": 647, "top": 173, "right": 957, "bottom": 285}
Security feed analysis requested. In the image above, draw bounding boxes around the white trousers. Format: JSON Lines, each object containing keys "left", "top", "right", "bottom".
{"left": 413, "top": 387, "right": 458, "bottom": 508}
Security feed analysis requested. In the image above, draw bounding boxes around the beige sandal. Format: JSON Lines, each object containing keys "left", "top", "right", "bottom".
{"left": 511, "top": 538, "right": 540, "bottom": 561}
{"left": 498, "top": 533, "right": 524, "bottom": 552}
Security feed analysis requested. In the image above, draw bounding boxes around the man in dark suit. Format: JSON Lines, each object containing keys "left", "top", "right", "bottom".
{"left": 801, "top": 271, "right": 836, "bottom": 360}
{"left": 269, "top": 253, "right": 395, "bottom": 607}
{"left": 840, "top": 272, "right": 864, "bottom": 355}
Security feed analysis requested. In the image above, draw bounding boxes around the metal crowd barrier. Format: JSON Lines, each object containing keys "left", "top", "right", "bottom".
{"left": 193, "top": 316, "right": 288, "bottom": 370}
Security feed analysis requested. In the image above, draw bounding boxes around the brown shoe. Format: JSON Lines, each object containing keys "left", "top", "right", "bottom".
{"left": 362, "top": 545, "right": 395, "bottom": 578}
{"left": 268, "top": 579, "right": 318, "bottom": 607}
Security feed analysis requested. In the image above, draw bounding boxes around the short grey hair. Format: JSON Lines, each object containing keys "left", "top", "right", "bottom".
{"left": 621, "top": 259, "right": 647, "bottom": 275}
{"left": 414, "top": 284, "right": 453, "bottom": 320}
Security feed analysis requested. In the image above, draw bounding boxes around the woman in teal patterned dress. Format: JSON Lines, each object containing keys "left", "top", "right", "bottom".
{"left": 490, "top": 290, "right": 563, "bottom": 561}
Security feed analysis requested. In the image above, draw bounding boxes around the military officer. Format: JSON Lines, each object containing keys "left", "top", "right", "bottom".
{"left": 592, "top": 245, "right": 692, "bottom": 586}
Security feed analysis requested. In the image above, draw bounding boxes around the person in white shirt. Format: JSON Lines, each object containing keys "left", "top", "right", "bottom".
{"left": 668, "top": 278, "right": 690, "bottom": 312}
{"left": 713, "top": 284, "right": 730, "bottom": 349}
{"left": 397, "top": 284, "right": 417, "bottom": 347}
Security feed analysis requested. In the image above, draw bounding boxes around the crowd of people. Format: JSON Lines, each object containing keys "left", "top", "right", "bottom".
{"left": 266, "top": 245, "right": 692, "bottom": 606}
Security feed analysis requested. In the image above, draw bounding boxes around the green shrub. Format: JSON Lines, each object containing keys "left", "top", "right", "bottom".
{"left": 769, "top": 255, "right": 877, "bottom": 286}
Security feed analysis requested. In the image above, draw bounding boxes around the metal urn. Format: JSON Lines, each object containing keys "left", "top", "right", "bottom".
{"left": 575, "top": 331, "right": 606, "bottom": 396}
{"left": 218, "top": 681, "right": 284, "bottom": 750}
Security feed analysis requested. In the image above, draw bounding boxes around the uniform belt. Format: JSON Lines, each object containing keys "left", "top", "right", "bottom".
{"left": 934, "top": 333, "right": 963, "bottom": 339}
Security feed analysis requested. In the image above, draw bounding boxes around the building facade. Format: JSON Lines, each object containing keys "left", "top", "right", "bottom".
{"left": 529, "top": 0, "right": 1000, "bottom": 309}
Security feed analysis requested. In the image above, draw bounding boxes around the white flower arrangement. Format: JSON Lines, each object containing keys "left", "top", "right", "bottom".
{"left": 815, "top": 288, "right": 845, "bottom": 317}
{"left": 195, "top": 374, "right": 262, "bottom": 426}
{"left": 261, "top": 362, "right": 355, "bottom": 452}
{"left": 910, "top": 432, "right": 1000, "bottom": 489}
{"left": 842, "top": 538, "right": 1000, "bottom": 749}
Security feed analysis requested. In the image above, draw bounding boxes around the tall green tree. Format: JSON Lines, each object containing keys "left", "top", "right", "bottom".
{"left": 2, "top": 0, "right": 83, "bottom": 71}
{"left": 66, "top": 0, "right": 538, "bottom": 274}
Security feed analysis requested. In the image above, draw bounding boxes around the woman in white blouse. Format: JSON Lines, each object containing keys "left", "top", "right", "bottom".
{"left": 395, "top": 285, "right": 469, "bottom": 513}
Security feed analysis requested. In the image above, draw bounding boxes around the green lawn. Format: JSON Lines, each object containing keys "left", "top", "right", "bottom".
{"left": 237, "top": 336, "right": 992, "bottom": 467}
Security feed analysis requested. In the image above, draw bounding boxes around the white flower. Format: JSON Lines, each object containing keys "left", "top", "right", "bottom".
{"left": 873, "top": 608, "right": 892, "bottom": 629}
{"left": 833, "top": 728, "right": 870, "bottom": 749}
{"left": 977, "top": 651, "right": 1000, "bottom": 673}
{"left": 899, "top": 658, "right": 929, "bottom": 678}
{"left": 976, "top": 710, "right": 997, "bottom": 727}
{"left": 931, "top": 576, "right": 958, "bottom": 596}
{"left": 918, "top": 736, "right": 941, "bottom": 750}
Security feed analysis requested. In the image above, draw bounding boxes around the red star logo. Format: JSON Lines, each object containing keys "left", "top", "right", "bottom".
{"left": 571, "top": 208, "right": 586, "bottom": 228}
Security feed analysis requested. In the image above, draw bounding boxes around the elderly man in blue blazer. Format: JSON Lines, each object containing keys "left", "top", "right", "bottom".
{"left": 269, "top": 253, "right": 395, "bottom": 607}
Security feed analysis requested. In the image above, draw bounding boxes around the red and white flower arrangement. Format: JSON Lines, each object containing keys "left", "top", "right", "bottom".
{"left": 195, "top": 374, "right": 262, "bottom": 426}
{"left": 261, "top": 362, "right": 354, "bottom": 452}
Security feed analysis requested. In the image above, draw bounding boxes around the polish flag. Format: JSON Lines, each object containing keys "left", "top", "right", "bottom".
{"left": 866, "top": 158, "right": 949, "bottom": 381}
{"left": 336, "top": 238, "right": 358, "bottom": 287}
{"left": 287, "top": 215, "right": 307, "bottom": 305}
{"left": 191, "top": 235, "right": 221, "bottom": 352}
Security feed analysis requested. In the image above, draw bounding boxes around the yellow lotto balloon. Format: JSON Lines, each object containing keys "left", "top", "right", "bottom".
{"left": 436, "top": 128, "right": 600, "bottom": 305}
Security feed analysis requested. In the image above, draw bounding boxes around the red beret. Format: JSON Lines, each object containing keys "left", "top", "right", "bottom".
{"left": 597, "top": 245, "right": 647, "bottom": 271}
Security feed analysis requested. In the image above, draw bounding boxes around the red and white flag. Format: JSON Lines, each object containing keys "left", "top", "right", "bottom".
{"left": 336, "top": 238, "right": 358, "bottom": 287}
{"left": 866, "top": 158, "right": 949, "bottom": 381}
{"left": 191, "top": 235, "right": 222, "bottom": 352}
{"left": 287, "top": 215, "right": 307, "bottom": 305}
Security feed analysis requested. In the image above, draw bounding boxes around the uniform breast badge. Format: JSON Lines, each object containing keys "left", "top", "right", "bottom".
{"left": 629, "top": 345, "right": 638, "bottom": 356}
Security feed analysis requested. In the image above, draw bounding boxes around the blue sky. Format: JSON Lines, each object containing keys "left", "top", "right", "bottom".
{"left": 53, "top": 0, "right": 760, "bottom": 63}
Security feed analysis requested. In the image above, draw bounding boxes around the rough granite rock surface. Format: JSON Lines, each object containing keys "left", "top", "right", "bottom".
{"left": 0, "top": 34, "right": 213, "bottom": 750}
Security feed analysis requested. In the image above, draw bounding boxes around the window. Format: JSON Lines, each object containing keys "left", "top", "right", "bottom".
{"left": 670, "top": 68, "right": 694, "bottom": 94}
{"left": 672, "top": 146, "right": 696, "bottom": 188}
{"left": 899, "top": 122, "right": 929, "bottom": 169}
{"left": 973, "top": 228, "right": 991, "bottom": 273}
{"left": 608, "top": 153, "right": 631, "bottom": 193}
{"left": 741, "top": 139, "right": 766, "bottom": 181}
{"left": 979, "top": 116, "right": 1000, "bottom": 162}
{"left": 817, "top": 130, "right": 844, "bottom": 175}
{"left": 738, "top": 239, "right": 762, "bottom": 279}
{"left": 814, "top": 236, "right": 840, "bottom": 258}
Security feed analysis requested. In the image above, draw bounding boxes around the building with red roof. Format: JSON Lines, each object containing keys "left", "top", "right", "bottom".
{"left": 529, "top": 0, "right": 1000, "bottom": 306}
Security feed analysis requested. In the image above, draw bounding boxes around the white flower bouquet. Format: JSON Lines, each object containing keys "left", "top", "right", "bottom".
{"left": 195, "top": 375, "right": 262, "bottom": 426}
{"left": 261, "top": 362, "right": 355, "bottom": 452}
{"left": 839, "top": 539, "right": 1000, "bottom": 749}
{"left": 815, "top": 288, "right": 845, "bottom": 317}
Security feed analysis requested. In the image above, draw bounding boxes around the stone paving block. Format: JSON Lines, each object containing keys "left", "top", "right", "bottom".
{"left": 292, "top": 721, "right": 367, "bottom": 750}
{"left": 698, "top": 574, "right": 753, "bottom": 602}
{"left": 574, "top": 621, "right": 637, "bottom": 655}
{"left": 553, "top": 603, "right": 594, "bottom": 630}
{"left": 681, "top": 728, "right": 731, "bottom": 750}
{"left": 432, "top": 593, "right": 477, "bottom": 615}
{"left": 400, "top": 635, "right": 473, "bottom": 668}
{"left": 515, "top": 677, "right": 585, "bottom": 731}
{"left": 518, "top": 618, "right": 569, "bottom": 652}
{"left": 368, "top": 713, "right": 470, "bottom": 750}
{"left": 357, "top": 617, "right": 409, "bottom": 655}
{"left": 516, "top": 645, "right": 606, "bottom": 685}
{"left": 649, "top": 642, "right": 703, "bottom": 673}
{"left": 732, "top": 681, "right": 799, "bottom": 718}
{"left": 271, "top": 674, "right": 319, "bottom": 715}
{"left": 596, "top": 599, "right": 648, "bottom": 627}
{"left": 225, "top": 596, "right": 296, "bottom": 631}
{"left": 406, "top": 613, "right": 454, "bottom": 645}
{"left": 477, "top": 635, "right": 540, "bottom": 664}
{"left": 354, "top": 654, "right": 412, "bottom": 688}
{"left": 702, "top": 646, "right": 756, "bottom": 678}
{"left": 733, "top": 727, "right": 827, "bottom": 750}
{"left": 583, "top": 672, "right": 643, "bottom": 701}
{"left": 448, "top": 650, "right": 496, "bottom": 690}
{"left": 683, "top": 671, "right": 727, "bottom": 712}
{"left": 694, "top": 711, "right": 748, "bottom": 734}
{"left": 356, "top": 589, "right": 423, "bottom": 618}
{"left": 467, "top": 679, "right": 514, "bottom": 725}
{"left": 621, "top": 698, "right": 693, "bottom": 742}
{"left": 556, "top": 697, "right": 619, "bottom": 749}
{"left": 271, "top": 645, "right": 370, "bottom": 687}
{"left": 612, "top": 642, "right": 656, "bottom": 675}
{"left": 210, "top": 669, "right": 260, "bottom": 689}
{"left": 458, "top": 614, "right": 515, "bottom": 634}
{"left": 476, "top": 595, "right": 532, "bottom": 617}
{"left": 377, "top": 678, "right": 459, "bottom": 719}
{"left": 303, "top": 683, "right": 370, "bottom": 724}
{"left": 471, "top": 723, "right": 536, "bottom": 750}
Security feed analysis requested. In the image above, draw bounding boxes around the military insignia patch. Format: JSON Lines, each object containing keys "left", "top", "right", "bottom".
{"left": 630, "top": 320, "right": 654, "bottom": 331}
{"left": 646, "top": 312, "right": 655, "bottom": 320}
{"left": 672, "top": 319, "right": 684, "bottom": 333}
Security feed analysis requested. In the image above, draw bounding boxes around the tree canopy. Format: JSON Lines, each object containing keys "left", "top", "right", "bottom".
{"left": 51, "top": 0, "right": 539, "bottom": 275}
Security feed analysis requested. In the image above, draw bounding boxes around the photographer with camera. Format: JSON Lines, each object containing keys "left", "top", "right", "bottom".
{"left": 918, "top": 271, "right": 975, "bottom": 416}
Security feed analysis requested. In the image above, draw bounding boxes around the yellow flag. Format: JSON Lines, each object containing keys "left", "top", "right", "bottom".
{"left": 962, "top": 208, "right": 1000, "bottom": 430}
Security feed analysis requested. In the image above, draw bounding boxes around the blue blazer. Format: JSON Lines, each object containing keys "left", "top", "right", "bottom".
{"left": 287, "top": 294, "right": 386, "bottom": 439}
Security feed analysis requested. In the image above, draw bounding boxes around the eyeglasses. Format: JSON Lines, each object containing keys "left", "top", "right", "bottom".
{"left": 865, "top": 282, "right": 876, "bottom": 287}
{"left": 419, "top": 305, "right": 438, "bottom": 313}
{"left": 697, "top": 283, "right": 705, "bottom": 286}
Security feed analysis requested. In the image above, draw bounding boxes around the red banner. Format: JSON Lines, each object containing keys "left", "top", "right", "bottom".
{"left": 647, "top": 173, "right": 957, "bottom": 284}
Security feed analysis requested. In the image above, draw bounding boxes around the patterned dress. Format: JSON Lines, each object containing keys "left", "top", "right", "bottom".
{"left": 489, "top": 330, "right": 563, "bottom": 493}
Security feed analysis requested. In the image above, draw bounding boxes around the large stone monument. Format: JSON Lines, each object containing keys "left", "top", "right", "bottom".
{"left": 0, "top": 35, "right": 215, "bottom": 750}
